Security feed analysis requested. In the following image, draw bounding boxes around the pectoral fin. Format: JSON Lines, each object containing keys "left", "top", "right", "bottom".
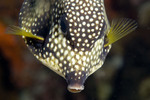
{"left": 104, "top": 18, "right": 138, "bottom": 47}
{"left": 6, "top": 25, "right": 44, "bottom": 41}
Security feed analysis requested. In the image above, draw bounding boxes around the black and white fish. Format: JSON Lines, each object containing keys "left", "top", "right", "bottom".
{"left": 6, "top": 0, "right": 137, "bottom": 93}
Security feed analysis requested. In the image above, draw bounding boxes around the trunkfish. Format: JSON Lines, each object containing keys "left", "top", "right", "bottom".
{"left": 6, "top": 0, "right": 137, "bottom": 93}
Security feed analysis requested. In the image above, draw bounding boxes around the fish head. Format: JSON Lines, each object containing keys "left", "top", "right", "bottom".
{"left": 17, "top": 0, "right": 110, "bottom": 93}
{"left": 46, "top": 0, "right": 109, "bottom": 93}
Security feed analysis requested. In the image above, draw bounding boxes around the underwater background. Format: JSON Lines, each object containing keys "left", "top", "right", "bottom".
{"left": 0, "top": 0, "right": 150, "bottom": 100}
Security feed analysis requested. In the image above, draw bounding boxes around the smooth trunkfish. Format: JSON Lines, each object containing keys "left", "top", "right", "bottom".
{"left": 6, "top": 0, "right": 137, "bottom": 93}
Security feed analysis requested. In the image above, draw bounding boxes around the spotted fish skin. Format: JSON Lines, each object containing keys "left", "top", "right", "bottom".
{"left": 61, "top": 0, "right": 112, "bottom": 92}
{"left": 6, "top": 0, "right": 137, "bottom": 93}
{"left": 19, "top": 0, "right": 111, "bottom": 93}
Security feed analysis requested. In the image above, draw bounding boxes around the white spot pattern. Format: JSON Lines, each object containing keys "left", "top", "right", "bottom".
{"left": 19, "top": 0, "right": 111, "bottom": 90}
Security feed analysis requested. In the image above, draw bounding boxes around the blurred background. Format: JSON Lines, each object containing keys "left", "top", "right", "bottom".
{"left": 0, "top": 0, "right": 150, "bottom": 100}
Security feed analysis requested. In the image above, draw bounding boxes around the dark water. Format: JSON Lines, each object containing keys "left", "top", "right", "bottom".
{"left": 0, "top": 0, "right": 150, "bottom": 100}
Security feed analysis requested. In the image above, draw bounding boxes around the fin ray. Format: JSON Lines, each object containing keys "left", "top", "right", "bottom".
{"left": 104, "top": 18, "right": 137, "bottom": 47}
{"left": 6, "top": 25, "right": 44, "bottom": 40}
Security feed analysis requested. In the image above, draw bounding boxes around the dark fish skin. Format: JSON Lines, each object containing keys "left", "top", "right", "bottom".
{"left": 19, "top": 0, "right": 111, "bottom": 93}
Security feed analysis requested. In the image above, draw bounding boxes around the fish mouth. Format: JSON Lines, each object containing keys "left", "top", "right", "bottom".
{"left": 67, "top": 84, "right": 84, "bottom": 93}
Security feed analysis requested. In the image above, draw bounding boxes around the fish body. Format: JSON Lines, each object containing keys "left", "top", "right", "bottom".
{"left": 6, "top": 0, "right": 137, "bottom": 93}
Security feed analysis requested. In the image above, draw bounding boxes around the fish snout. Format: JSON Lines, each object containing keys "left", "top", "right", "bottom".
{"left": 65, "top": 71, "right": 87, "bottom": 93}
{"left": 67, "top": 84, "right": 84, "bottom": 93}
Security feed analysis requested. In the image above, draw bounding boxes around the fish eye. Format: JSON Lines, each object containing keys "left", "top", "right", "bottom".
{"left": 60, "top": 14, "right": 68, "bottom": 35}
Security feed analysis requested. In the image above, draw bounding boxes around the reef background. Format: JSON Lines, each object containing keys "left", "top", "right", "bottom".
{"left": 0, "top": 0, "right": 150, "bottom": 100}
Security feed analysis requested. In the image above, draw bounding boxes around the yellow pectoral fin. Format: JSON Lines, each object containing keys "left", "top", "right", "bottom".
{"left": 6, "top": 25, "right": 44, "bottom": 41}
{"left": 104, "top": 18, "right": 138, "bottom": 47}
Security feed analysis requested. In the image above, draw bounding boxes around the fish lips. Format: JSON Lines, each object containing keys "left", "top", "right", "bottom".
{"left": 65, "top": 71, "right": 87, "bottom": 93}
